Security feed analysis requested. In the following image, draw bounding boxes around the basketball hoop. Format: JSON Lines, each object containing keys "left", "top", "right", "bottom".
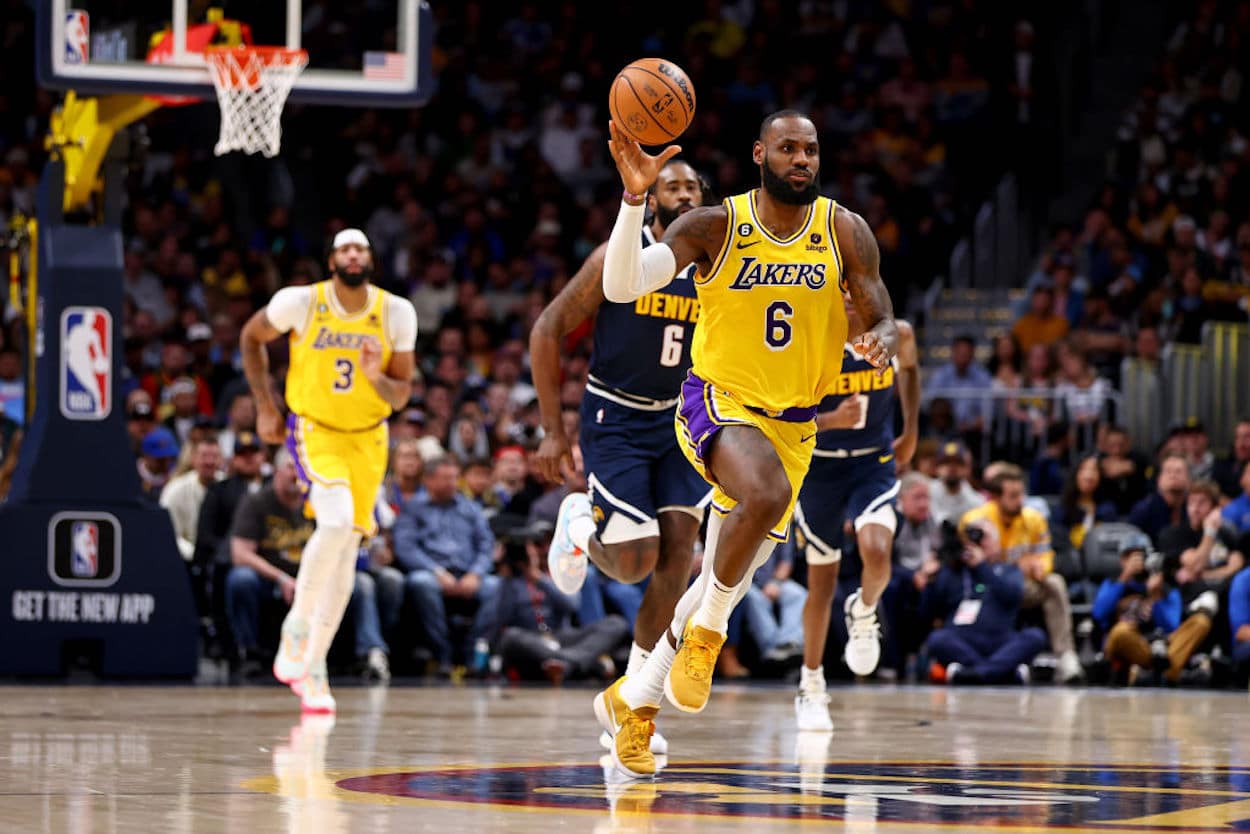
{"left": 204, "top": 46, "right": 308, "bottom": 158}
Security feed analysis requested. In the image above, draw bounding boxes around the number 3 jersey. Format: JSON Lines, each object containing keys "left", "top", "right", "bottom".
{"left": 692, "top": 190, "right": 849, "bottom": 412}
{"left": 588, "top": 226, "right": 700, "bottom": 402}
{"left": 268, "top": 281, "right": 418, "bottom": 431}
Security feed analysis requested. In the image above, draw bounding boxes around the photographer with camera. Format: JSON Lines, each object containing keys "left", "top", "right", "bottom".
{"left": 1093, "top": 532, "right": 1213, "bottom": 685}
{"left": 495, "top": 521, "right": 630, "bottom": 684}
{"left": 920, "top": 520, "right": 1048, "bottom": 684}
{"left": 959, "top": 463, "right": 1083, "bottom": 683}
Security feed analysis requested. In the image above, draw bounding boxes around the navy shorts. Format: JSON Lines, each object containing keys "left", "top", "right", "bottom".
{"left": 795, "top": 452, "right": 900, "bottom": 565}
{"left": 580, "top": 389, "right": 712, "bottom": 544}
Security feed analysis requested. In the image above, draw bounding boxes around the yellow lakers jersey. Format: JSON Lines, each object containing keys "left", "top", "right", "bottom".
{"left": 286, "top": 282, "right": 394, "bottom": 431}
{"left": 691, "top": 190, "right": 849, "bottom": 412}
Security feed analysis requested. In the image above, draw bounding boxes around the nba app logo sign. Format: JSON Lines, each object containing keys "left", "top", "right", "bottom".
{"left": 48, "top": 512, "right": 120, "bottom": 587}
{"left": 60, "top": 307, "right": 112, "bottom": 420}
{"left": 65, "top": 11, "right": 90, "bottom": 65}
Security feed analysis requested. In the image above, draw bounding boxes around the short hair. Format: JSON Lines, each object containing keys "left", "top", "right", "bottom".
{"left": 986, "top": 463, "right": 1025, "bottom": 496}
{"left": 393, "top": 438, "right": 422, "bottom": 456}
{"left": 899, "top": 472, "right": 930, "bottom": 495}
{"left": 464, "top": 456, "right": 492, "bottom": 472}
{"left": 759, "top": 109, "right": 813, "bottom": 140}
{"left": 953, "top": 334, "right": 976, "bottom": 349}
{"left": 1189, "top": 478, "right": 1221, "bottom": 503}
{"left": 425, "top": 455, "right": 460, "bottom": 474}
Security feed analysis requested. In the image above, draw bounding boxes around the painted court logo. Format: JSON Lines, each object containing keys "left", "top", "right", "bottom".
{"left": 288, "top": 761, "right": 1250, "bottom": 830}
{"left": 60, "top": 307, "right": 111, "bottom": 420}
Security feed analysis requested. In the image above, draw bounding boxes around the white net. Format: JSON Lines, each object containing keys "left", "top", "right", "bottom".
{"left": 205, "top": 47, "right": 308, "bottom": 158}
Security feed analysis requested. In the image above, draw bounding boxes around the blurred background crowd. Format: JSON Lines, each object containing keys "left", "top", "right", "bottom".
{"left": 2, "top": 0, "right": 1250, "bottom": 688}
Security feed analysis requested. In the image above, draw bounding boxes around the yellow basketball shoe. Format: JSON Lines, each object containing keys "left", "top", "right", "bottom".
{"left": 594, "top": 678, "right": 658, "bottom": 779}
{"left": 664, "top": 623, "right": 725, "bottom": 713}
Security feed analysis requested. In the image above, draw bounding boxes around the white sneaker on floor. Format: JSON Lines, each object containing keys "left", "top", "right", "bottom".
{"left": 1016, "top": 663, "right": 1031, "bottom": 685}
{"left": 599, "top": 728, "right": 668, "bottom": 754}
{"left": 299, "top": 661, "right": 336, "bottom": 715}
{"left": 549, "top": 492, "right": 592, "bottom": 594}
{"left": 843, "top": 590, "right": 882, "bottom": 677}
{"left": 364, "top": 647, "right": 391, "bottom": 683}
{"left": 795, "top": 689, "right": 833, "bottom": 732}
{"left": 1057, "top": 650, "right": 1084, "bottom": 684}
{"left": 273, "top": 615, "right": 309, "bottom": 685}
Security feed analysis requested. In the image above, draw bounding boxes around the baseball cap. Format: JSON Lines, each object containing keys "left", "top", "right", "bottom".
{"left": 234, "top": 430, "right": 262, "bottom": 452}
{"left": 140, "top": 427, "right": 180, "bottom": 459}
{"left": 1119, "top": 531, "right": 1152, "bottom": 556}
{"left": 128, "top": 401, "right": 154, "bottom": 420}
{"left": 936, "top": 440, "right": 969, "bottom": 462}
{"left": 166, "top": 377, "right": 199, "bottom": 399}
{"left": 332, "top": 228, "right": 370, "bottom": 250}
{"left": 403, "top": 408, "right": 426, "bottom": 425}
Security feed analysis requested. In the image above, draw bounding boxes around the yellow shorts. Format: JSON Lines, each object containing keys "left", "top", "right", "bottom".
{"left": 286, "top": 414, "right": 389, "bottom": 536}
{"left": 675, "top": 372, "right": 815, "bottom": 541}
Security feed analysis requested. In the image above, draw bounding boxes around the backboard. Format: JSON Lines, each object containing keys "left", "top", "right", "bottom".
{"left": 37, "top": 0, "right": 434, "bottom": 108}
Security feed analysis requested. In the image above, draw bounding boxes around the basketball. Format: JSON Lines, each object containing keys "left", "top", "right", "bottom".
{"left": 609, "top": 58, "right": 697, "bottom": 145}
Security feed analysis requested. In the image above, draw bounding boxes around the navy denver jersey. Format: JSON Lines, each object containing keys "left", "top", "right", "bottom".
{"left": 816, "top": 345, "right": 898, "bottom": 452}
{"left": 588, "top": 227, "right": 700, "bottom": 401}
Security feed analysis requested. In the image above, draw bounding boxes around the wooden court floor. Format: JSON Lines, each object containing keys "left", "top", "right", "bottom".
{"left": 2, "top": 682, "right": 1250, "bottom": 833}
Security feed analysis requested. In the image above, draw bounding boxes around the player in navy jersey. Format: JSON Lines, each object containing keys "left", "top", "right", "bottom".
{"left": 791, "top": 296, "right": 918, "bottom": 731}
{"left": 530, "top": 159, "right": 711, "bottom": 755}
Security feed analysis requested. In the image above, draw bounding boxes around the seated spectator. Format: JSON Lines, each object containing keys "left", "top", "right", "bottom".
{"left": 928, "top": 440, "right": 985, "bottom": 527}
{"left": 1012, "top": 282, "right": 1070, "bottom": 353}
{"left": 1028, "top": 422, "right": 1073, "bottom": 498}
{"left": 160, "top": 438, "right": 223, "bottom": 561}
{"left": 1098, "top": 425, "right": 1151, "bottom": 516}
{"left": 924, "top": 335, "right": 992, "bottom": 438}
{"left": 138, "top": 426, "right": 180, "bottom": 501}
{"left": 1055, "top": 454, "right": 1119, "bottom": 551}
{"left": 741, "top": 540, "right": 807, "bottom": 664}
{"left": 393, "top": 456, "right": 500, "bottom": 674}
{"left": 1093, "top": 532, "right": 1212, "bottom": 685}
{"left": 1054, "top": 343, "right": 1113, "bottom": 437}
{"left": 1230, "top": 568, "right": 1250, "bottom": 684}
{"left": 1128, "top": 453, "right": 1191, "bottom": 541}
{"left": 126, "top": 394, "right": 158, "bottom": 456}
{"left": 882, "top": 473, "right": 941, "bottom": 676}
{"left": 1221, "top": 460, "right": 1250, "bottom": 535}
{"left": 1160, "top": 479, "right": 1245, "bottom": 588}
{"left": 382, "top": 438, "right": 425, "bottom": 514}
{"left": 1213, "top": 418, "right": 1250, "bottom": 499}
{"left": 495, "top": 523, "right": 629, "bottom": 684}
{"left": 921, "top": 521, "right": 1047, "bottom": 685}
{"left": 960, "top": 463, "right": 1083, "bottom": 683}
{"left": 1172, "top": 420, "right": 1215, "bottom": 481}
{"left": 460, "top": 456, "right": 504, "bottom": 517}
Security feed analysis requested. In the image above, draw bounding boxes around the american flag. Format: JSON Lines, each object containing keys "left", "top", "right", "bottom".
{"left": 363, "top": 51, "right": 406, "bottom": 81}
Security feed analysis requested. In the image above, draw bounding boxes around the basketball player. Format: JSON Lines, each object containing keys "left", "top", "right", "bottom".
{"left": 590, "top": 110, "right": 898, "bottom": 778}
{"left": 791, "top": 301, "right": 919, "bottom": 731}
{"left": 240, "top": 228, "right": 417, "bottom": 713}
{"left": 533, "top": 159, "right": 711, "bottom": 756}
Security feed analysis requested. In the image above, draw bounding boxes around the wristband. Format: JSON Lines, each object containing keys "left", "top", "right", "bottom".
{"left": 1203, "top": 526, "right": 1219, "bottom": 538}
{"left": 623, "top": 189, "right": 645, "bottom": 205}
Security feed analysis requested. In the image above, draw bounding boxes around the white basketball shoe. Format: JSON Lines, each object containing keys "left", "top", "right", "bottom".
{"left": 549, "top": 492, "right": 592, "bottom": 594}
{"left": 843, "top": 590, "right": 882, "bottom": 677}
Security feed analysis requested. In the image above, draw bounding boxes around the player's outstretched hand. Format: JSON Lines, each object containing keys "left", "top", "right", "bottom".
{"left": 534, "top": 429, "right": 574, "bottom": 484}
{"left": 257, "top": 403, "right": 285, "bottom": 445}
{"left": 607, "top": 120, "right": 682, "bottom": 198}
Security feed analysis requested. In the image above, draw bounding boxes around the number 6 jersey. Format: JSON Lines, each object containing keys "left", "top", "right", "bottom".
{"left": 268, "top": 281, "right": 417, "bottom": 431}
{"left": 692, "top": 190, "right": 849, "bottom": 412}
{"left": 587, "top": 226, "right": 700, "bottom": 403}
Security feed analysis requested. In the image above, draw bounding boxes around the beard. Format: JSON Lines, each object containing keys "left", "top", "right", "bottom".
{"left": 333, "top": 264, "right": 373, "bottom": 287}
{"left": 654, "top": 202, "right": 688, "bottom": 229}
{"left": 760, "top": 158, "right": 820, "bottom": 205}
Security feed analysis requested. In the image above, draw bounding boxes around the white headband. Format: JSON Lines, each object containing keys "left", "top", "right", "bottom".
{"left": 333, "top": 228, "right": 370, "bottom": 250}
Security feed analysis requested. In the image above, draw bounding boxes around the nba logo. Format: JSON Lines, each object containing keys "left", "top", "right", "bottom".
{"left": 60, "top": 307, "right": 112, "bottom": 420}
{"left": 65, "top": 11, "right": 90, "bottom": 65}
{"left": 71, "top": 521, "right": 99, "bottom": 578}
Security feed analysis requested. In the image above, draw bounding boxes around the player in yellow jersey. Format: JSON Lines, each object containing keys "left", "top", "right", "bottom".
{"left": 240, "top": 229, "right": 417, "bottom": 714}
{"left": 592, "top": 110, "right": 898, "bottom": 779}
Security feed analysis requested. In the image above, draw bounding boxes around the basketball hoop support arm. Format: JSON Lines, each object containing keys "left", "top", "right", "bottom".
{"left": 46, "top": 92, "right": 161, "bottom": 214}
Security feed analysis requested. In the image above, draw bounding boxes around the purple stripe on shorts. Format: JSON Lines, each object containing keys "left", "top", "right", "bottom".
{"left": 285, "top": 413, "right": 313, "bottom": 489}
{"left": 679, "top": 372, "right": 721, "bottom": 463}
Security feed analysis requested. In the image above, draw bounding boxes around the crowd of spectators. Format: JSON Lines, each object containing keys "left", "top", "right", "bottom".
{"left": 0, "top": 2, "right": 1249, "bottom": 687}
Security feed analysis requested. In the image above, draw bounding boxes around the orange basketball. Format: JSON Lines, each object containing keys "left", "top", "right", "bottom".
{"left": 609, "top": 58, "right": 697, "bottom": 146}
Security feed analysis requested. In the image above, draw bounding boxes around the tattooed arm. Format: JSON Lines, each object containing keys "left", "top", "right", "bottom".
{"left": 835, "top": 208, "right": 898, "bottom": 370}
{"left": 529, "top": 244, "right": 608, "bottom": 482}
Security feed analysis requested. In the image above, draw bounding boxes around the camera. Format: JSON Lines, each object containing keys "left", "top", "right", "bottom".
{"left": 937, "top": 520, "right": 967, "bottom": 569}
{"left": 965, "top": 526, "right": 984, "bottom": 545}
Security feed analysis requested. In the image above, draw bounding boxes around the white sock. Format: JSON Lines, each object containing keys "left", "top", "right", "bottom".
{"left": 692, "top": 575, "right": 736, "bottom": 635}
{"left": 621, "top": 636, "right": 675, "bottom": 709}
{"left": 851, "top": 591, "right": 876, "bottom": 619}
{"left": 568, "top": 516, "right": 595, "bottom": 553}
{"left": 800, "top": 665, "right": 826, "bottom": 694}
{"left": 664, "top": 511, "right": 724, "bottom": 642}
{"left": 625, "top": 642, "right": 650, "bottom": 678}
